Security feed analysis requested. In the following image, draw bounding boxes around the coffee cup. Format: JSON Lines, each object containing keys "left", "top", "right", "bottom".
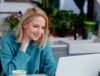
{"left": 12, "top": 70, "right": 27, "bottom": 76}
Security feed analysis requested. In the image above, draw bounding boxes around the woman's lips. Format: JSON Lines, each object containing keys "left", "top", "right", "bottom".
{"left": 33, "top": 33, "right": 40, "bottom": 38}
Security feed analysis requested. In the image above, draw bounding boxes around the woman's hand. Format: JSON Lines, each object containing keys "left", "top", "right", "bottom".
{"left": 20, "top": 30, "right": 30, "bottom": 52}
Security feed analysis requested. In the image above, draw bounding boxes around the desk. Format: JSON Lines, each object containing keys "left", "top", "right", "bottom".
{"left": 10, "top": 74, "right": 47, "bottom": 76}
{"left": 50, "top": 40, "right": 68, "bottom": 61}
{"left": 27, "top": 74, "right": 47, "bottom": 76}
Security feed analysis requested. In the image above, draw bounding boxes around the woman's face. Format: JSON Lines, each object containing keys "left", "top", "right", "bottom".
{"left": 24, "top": 16, "right": 46, "bottom": 41}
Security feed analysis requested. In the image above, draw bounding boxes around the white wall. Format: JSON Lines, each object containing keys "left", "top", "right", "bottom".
{"left": 0, "top": 0, "right": 42, "bottom": 3}
{"left": 0, "top": 2, "right": 35, "bottom": 33}
{"left": 0, "top": 2, "right": 35, "bottom": 19}
{"left": 94, "top": 0, "right": 100, "bottom": 39}
{"left": 94, "top": 0, "right": 100, "bottom": 22}
{"left": 0, "top": 2, "right": 34, "bottom": 12}
{"left": 59, "top": 0, "right": 88, "bottom": 14}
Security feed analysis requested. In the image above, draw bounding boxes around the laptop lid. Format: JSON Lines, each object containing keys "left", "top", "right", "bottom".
{"left": 55, "top": 54, "right": 100, "bottom": 76}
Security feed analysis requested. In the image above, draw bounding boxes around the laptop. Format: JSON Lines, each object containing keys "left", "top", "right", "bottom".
{"left": 55, "top": 54, "right": 100, "bottom": 76}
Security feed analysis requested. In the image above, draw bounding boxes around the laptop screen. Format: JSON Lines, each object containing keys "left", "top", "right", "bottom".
{"left": 56, "top": 54, "right": 100, "bottom": 76}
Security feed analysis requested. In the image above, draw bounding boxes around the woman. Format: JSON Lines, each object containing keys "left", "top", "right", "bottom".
{"left": 0, "top": 7, "right": 57, "bottom": 76}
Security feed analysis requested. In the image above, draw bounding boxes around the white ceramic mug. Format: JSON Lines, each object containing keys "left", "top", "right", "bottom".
{"left": 12, "top": 70, "right": 27, "bottom": 76}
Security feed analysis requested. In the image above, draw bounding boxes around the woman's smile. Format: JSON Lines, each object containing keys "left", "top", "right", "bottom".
{"left": 33, "top": 33, "right": 41, "bottom": 38}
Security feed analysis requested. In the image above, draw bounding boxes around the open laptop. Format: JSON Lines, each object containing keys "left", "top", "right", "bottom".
{"left": 55, "top": 54, "right": 100, "bottom": 76}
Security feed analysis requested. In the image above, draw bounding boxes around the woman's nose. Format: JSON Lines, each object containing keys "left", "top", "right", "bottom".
{"left": 37, "top": 28, "right": 42, "bottom": 33}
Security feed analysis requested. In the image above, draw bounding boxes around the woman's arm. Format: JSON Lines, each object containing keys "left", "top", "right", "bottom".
{"left": 41, "top": 42, "right": 57, "bottom": 76}
{"left": 0, "top": 36, "right": 31, "bottom": 76}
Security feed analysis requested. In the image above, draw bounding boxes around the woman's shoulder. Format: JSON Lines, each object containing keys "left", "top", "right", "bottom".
{"left": 1, "top": 32, "right": 15, "bottom": 41}
{"left": 41, "top": 40, "right": 51, "bottom": 50}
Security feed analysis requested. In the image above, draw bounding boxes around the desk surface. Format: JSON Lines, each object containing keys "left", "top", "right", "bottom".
{"left": 27, "top": 74, "right": 47, "bottom": 76}
{"left": 10, "top": 74, "right": 47, "bottom": 76}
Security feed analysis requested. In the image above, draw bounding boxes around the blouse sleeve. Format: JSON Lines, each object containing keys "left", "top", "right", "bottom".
{"left": 41, "top": 42, "right": 57, "bottom": 76}
{"left": 0, "top": 36, "right": 31, "bottom": 76}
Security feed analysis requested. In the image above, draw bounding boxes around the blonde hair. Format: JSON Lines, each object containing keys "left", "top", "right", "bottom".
{"left": 14, "top": 7, "right": 49, "bottom": 48}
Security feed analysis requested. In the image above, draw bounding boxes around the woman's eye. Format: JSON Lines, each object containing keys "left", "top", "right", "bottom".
{"left": 32, "top": 24, "right": 45, "bottom": 29}
{"left": 33, "top": 25, "right": 38, "bottom": 28}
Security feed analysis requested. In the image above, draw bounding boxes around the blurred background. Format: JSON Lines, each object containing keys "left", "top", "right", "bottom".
{"left": 0, "top": 0, "right": 100, "bottom": 61}
{"left": 0, "top": 0, "right": 100, "bottom": 40}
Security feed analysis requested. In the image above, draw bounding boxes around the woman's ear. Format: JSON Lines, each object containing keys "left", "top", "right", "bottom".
{"left": 23, "top": 23, "right": 28, "bottom": 29}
